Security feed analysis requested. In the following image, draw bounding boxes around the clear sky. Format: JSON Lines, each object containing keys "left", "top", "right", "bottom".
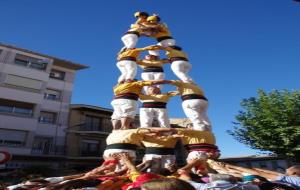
{"left": 1, "top": 0, "right": 299, "bottom": 157}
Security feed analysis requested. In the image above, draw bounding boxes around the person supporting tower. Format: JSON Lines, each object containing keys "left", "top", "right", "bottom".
{"left": 144, "top": 15, "right": 176, "bottom": 47}
{"left": 176, "top": 128, "right": 220, "bottom": 161}
{"left": 139, "top": 86, "right": 178, "bottom": 128}
{"left": 137, "top": 52, "right": 169, "bottom": 90}
{"left": 121, "top": 11, "right": 149, "bottom": 49}
{"left": 111, "top": 80, "right": 161, "bottom": 130}
{"left": 141, "top": 133, "right": 181, "bottom": 173}
{"left": 116, "top": 45, "right": 159, "bottom": 83}
{"left": 154, "top": 45, "right": 193, "bottom": 83}
{"left": 166, "top": 80, "right": 212, "bottom": 131}
{"left": 104, "top": 128, "right": 177, "bottom": 170}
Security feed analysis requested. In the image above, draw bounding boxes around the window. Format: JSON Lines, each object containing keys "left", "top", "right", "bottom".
{"left": 44, "top": 89, "right": 61, "bottom": 101}
{"left": 84, "top": 115, "right": 101, "bottom": 131}
{"left": 32, "top": 137, "right": 53, "bottom": 155}
{"left": 0, "top": 98, "right": 33, "bottom": 117}
{"left": 271, "top": 161, "right": 278, "bottom": 170}
{"left": 39, "top": 111, "right": 57, "bottom": 124}
{"left": 50, "top": 69, "right": 65, "bottom": 80}
{"left": 0, "top": 129, "right": 27, "bottom": 147}
{"left": 259, "top": 161, "right": 267, "bottom": 168}
{"left": 80, "top": 139, "right": 100, "bottom": 156}
{"left": 14, "top": 54, "right": 47, "bottom": 71}
{"left": 5, "top": 74, "right": 42, "bottom": 91}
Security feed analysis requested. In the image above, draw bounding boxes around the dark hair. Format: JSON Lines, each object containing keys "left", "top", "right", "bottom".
{"left": 156, "top": 16, "right": 161, "bottom": 22}
{"left": 28, "top": 178, "right": 49, "bottom": 184}
{"left": 158, "top": 168, "right": 172, "bottom": 176}
{"left": 14, "top": 188, "right": 28, "bottom": 190}
{"left": 51, "top": 179, "right": 102, "bottom": 190}
{"left": 259, "top": 182, "right": 297, "bottom": 190}
{"left": 142, "top": 178, "right": 196, "bottom": 190}
{"left": 169, "top": 45, "right": 182, "bottom": 51}
{"left": 139, "top": 12, "right": 149, "bottom": 17}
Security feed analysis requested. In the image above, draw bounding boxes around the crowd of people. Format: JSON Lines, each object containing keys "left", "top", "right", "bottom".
{"left": 4, "top": 11, "right": 300, "bottom": 190}
{"left": 5, "top": 155, "right": 300, "bottom": 190}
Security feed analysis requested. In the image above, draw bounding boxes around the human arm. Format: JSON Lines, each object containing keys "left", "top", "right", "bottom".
{"left": 167, "top": 90, "right": 180, "bottom": 97}
{"left": 214, "top": 161, "right": 280, "bottom": 180}
{"left": 136, "top": 45, "right": 163, "bottom": 52}
{"left": 117, "top": 153, "right": 138, "bottom": 173}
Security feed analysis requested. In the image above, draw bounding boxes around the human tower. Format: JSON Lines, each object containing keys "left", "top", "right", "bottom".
{"left": 106, "top": 12, "right": 220, "bottom": 172}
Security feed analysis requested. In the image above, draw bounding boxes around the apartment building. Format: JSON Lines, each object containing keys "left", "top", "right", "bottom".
{"left": 0, "top": 43, "right": 87, "bottom": 165}
{"left": 67, "top": 104, "right": 141, "bottom": 158}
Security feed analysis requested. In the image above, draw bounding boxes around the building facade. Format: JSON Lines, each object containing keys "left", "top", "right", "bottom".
{"left": 66, "top": 104, "right": 141, "bottom": 158}
{"left": 0, "top": 43, "right": 87, "bottom": 167}
{"left": 67, "top": 104, "right": 114, "bottom": 158}
{"left": 220, "top": 155, "right": 292, "bottom": 172}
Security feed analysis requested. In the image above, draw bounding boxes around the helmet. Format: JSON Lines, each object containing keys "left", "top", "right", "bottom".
{"left": 134, "top": 11, "right": 149, "bottom": 18}
{"left": 147, "top": 15, "right": 161, "bottom": 23}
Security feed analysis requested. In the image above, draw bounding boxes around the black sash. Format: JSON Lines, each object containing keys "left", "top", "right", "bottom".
{"left": 181, "top": 94, "right": 208, "bottom": 101}
{"left": 106, "top": 143, "right": 138, "bottom": 150}
{"left": 142, "top": 102, "right": 167, "bottom": 108}
{"left": 143, "top": 66, "right": 164, "bottom": 73}
{"left": 145, "top": 147, "right": 175, "bottom": 155}
{"left": 114, "top": 93, "right": 139, "bottom": 100}
{"left": 157, "top": 36, "right": 173, "bottom": 42}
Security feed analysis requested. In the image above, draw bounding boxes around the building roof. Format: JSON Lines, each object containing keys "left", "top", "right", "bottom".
{"left": 70, "top": 104, "right": 113, "bottom": 113}
{"left": 220, "top": 155, "right": 283, "bottom": 162}
{"left": 0, "top": 43, "right": 89, "bottom": 70}
{"left": 170, "top": 118, "right": 191, "bottom": 127}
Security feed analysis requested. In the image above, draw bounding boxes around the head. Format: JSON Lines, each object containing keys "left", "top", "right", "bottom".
{"left": 169, "top": 45, "right": 182, "bottom": 51}
{"left": 141, "top": 178, "right": 196, "bottom": 190}
{"left": 147, "top": 86, "right": 161, "bottom": 95}
{"left": 56, "top": 179, "right": 102, "bottom": 189}
{"left": 242, "top": 175, "right": 268, "bottom": 185}
{"left": 286, "top": 165, "right": 300, "bottom": 176}
{"left": 145, "top": 54, "right": 158, "bottom": 61}
{"left": 209, "top": 174, "right": 237, "bottom": 183}
{"left": 146, "top": 15, "right": 161, "bottom": 24}
{"left": 134, "top": 11, "right": 149, "bottom": 19}
{"left": 164, "top": 163, "right": 178, "bottom": 174}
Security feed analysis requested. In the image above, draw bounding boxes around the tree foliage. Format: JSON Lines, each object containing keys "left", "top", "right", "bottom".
{"left": 228, "top": 89, "right": 300, "bottom": 160}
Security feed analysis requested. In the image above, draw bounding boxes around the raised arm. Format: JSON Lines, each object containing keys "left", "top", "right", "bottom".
{"left": 167, "top": 90, "right": 180, "bottom": 97}
{"left": 136, "top": 45, "right": 163, "bottom": 52}
{"left": 216, "top": 161, "right": 280, "bottom": 180}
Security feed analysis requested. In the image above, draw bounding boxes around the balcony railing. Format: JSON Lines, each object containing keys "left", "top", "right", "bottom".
{"left": 0, "top": 105, "right": 33, "bottom": 117}
{"left": 31, "top": 145, "right": 65, "bottom": 155}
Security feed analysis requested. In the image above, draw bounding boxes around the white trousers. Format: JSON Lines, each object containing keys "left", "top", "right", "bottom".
{"left": 152, "top": 38, "right": 176, "bottom": 57}
{"left": 157, "top": 38, "right": 176, "bottom": 47}
{"left": 111, "top": 99, "right": 137, "bottom": 120}
{"left": 121, "top": 33, "right": 138, "bottom": 49}
{"left": 140, "top": 108, "right": 170, "bottom": 128}
{"left": 171, "top": 60, "right": 193, "bottom": 83}
{"left": 143, "top": 154, "right": 176, "bottom": 169}
{"left": 116, "top": 60, "right": 137, "bottom": 82}
{"left": 141, "top": 72, "right": 165, "bottom": 90}
{"left": 182, "top": 99, "right": 211, "bottom": 131}
{"left": 103, "top": 149, "right": 136, "bottom": 160}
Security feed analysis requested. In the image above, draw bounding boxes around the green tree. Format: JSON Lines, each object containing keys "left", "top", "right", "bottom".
{"left": 228, "top": 89, "right": 300, "bottom": 161}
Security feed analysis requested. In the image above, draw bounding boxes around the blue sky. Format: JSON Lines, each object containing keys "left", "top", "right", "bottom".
{"left": 1, "top": 0, "right": 299, "bottom": 157}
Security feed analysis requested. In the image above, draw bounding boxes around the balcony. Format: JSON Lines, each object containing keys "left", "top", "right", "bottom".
{"left": 31, "top": 145, "right": 65, "bottom": 156}
{"left": 0, "top": 86, "right": 43, "bottom": 104}
{"left": 2, "top": 61, "right": 49, "bottom": 82}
